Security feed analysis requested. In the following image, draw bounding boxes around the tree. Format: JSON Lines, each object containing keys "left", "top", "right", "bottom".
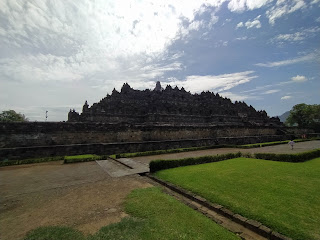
{"left": 285, "top": 104, "right": 320, "bottom": 129}
{"left": 0, "top": 110, "right": 28, "bottom": 122}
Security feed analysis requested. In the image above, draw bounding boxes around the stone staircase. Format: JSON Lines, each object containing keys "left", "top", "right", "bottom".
{"left": 96, "top": 158, "right": 149, "bottom": 177}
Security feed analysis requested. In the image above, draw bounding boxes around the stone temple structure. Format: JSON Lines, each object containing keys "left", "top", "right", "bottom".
{"left": 68, "top": 82, "right": 281, "bottom": 127}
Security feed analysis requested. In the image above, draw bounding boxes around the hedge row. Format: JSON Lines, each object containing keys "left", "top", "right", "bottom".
{"left": 63, "top": 154, "right": 108, "bottom": 164}
{"left": 149, "top": 149, "right": 320, "bottom": 172}
{"left": 254, "top": 149, "right": 320, "bottom": 162}
{"left": 149, "top": 152, "right": 242, "bottom": 172}
{"left": 0, "top": 156, "right": 64, "bottom": 167}
{"left": 0, "top": 154, "right": 109, "bottom": 167}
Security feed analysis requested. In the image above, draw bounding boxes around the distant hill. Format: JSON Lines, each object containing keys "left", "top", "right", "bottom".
{"left": 278, "top": 111, "right": 290, "bottom": 123}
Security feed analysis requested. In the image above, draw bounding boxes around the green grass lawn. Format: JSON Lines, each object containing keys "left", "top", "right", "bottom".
{"left": 155, "top": 157, "right": 320, "bottom": 240}
{"left": 25, "top": 187, "right": 239, "bottom": 240}
{"left": 24, "top": 226, "right": 86, "bottom": 240}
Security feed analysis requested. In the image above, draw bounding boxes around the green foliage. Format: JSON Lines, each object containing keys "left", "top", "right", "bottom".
{"left": 122, "top": 187, "right": 239, "bottom": 240}
{"left": 150, "top": 152, "right": 241, "bottom": 172}
{"left": 0, "top": 154, "right": 109, "bottom": 167}
{"left": 64, "top": 154, "right": 98, "bottom": 159}
{"left": 0, "top": 110, "right": 28, "bottom": 122}
{"left": 155, "top": 157, "right": 320, "bottom": 240}
{"left": 254, "top": 149, "right": 320, "bottom": 162}
{"left": 0, "top": 156, "right": 64, "bottom": 167}
{"left": 24, "top": 226, "right": 85, "bottom": 240}
{"left": 63, "top": 154, "right": 108, "bottom": 164}
{"left": 285, "top": 103, "right": 320, "bottom": 129}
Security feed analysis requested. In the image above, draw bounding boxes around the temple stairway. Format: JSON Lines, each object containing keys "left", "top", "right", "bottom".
{"left": 96, "top": 158, "right": 149, "bottom": 177}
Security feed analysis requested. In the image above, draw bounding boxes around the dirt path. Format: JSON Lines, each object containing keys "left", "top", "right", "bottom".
{"left": 0, "top": 161, "right": 151, "bottom": 240}
{"left": 133, "top": 140, "right": 320, "bottom": 164}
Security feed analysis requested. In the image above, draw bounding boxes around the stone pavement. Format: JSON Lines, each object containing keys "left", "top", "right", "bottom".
{"left": 96, "top": 158, "right": 149, "bottom": 177}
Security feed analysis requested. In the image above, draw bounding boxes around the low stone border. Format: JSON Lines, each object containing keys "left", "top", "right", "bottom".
{"left": 147, "top": 174, "right": 292, "bottom": 240}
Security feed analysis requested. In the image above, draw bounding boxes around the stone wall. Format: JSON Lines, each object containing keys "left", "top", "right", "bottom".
{"left": 1, "top": 122, "right": 286, "bottom": 148}
{"left": 0, "top": 122, "right": 314, "bottom": 160}
{"left": 0, "top": 135, "right": 288, "bottom": 160}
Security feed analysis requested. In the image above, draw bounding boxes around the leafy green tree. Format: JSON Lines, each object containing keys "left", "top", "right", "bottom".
{"left": 0, "top": 110, "right": 28, "bottom": 122}
{"left": 286, "top": 104, "right": 320, "bottom": 129}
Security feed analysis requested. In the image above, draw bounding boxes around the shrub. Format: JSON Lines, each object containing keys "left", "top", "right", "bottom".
{"left": 0, "top": 154, "right": 111, "bottom": 167}
{"left": 0, "top": 156, "right": 64, "bottom": 167}
{"left": 150, "top": 152, "right": 242, "bottom": 172}
{"left": 254, "top": 149, "right": 320, "bottom": 162}
{"left": 63, "top": 154, "right": 108, "bottom": 164}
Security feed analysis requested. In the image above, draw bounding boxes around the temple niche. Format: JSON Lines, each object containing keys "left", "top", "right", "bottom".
{"left": 68, "top": 81, "right": 282, "bottom": 127}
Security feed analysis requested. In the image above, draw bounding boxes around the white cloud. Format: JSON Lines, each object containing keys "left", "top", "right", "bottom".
{"left": 214, "top": 40, "right": 229, "bottom": 48}
{"left": 245, "top": 15, "right": 262, "bottom": 29}
{"left": 167, "top": 71, "right": 257, "bottom": 93}
{"left": 245, "top": 0, "right": 273, "bottom": 9}
{"left": 209, "top": 13, "right": 219, "bottom": 27}
{"left": 273, "top": 27, "right": 320, "bottom": 43}
{"left": 266, "top": 0, "right": 307, "bottom": 25}
{"left": 0, "top": 54, "right": 85, "bottom": 83}
{"left": 0, "top": 0, "right": 317, "bottom": 121}
{"left": 281, "top": 96, "right": 292, "bottom": 100}
{"left": 236, "top": 22, "right": 244, "bottom": 28}
{"left": 0, "top": 0, "right": 232, "bottom": 60}
{"left": 228, "top": 0, "right": 246, "bottom": 12}
{"left": 235, "top": 36, "right": 248, "bottom": 40}
{"left": 255, "top": 52, "right": 317, "bottom": 67}
{"left": 291, "top": 75, "right": 307, "bottom": 82}
{"left": 219, "top": 92, "right": 255, "bottom": 101}
{"left": 236, "top": 15, "right": 261, "bottom": 29}
{"left": 228, "top": 0, "right": 272, "bottom": 12}
{"left": 264, "top": 89, "right": 280, "bottom": 94}
{"left": 188, "top": 20, "right": 205, "bottom": 31}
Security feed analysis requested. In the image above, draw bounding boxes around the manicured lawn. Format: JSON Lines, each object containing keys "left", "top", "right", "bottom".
{"left": 24, "top": 187, "right": 239, "bottom": 240}
{"left": 155, "top": 157, "right": 320, "bottom": 240}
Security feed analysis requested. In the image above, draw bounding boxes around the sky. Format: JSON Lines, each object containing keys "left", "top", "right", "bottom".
{"left": 0, "top": 0, "right": 319, "bottom": 121}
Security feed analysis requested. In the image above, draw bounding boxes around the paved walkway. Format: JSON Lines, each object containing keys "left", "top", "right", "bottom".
{"left": 132, "top": 140, "right": 320, "bottom": 164}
